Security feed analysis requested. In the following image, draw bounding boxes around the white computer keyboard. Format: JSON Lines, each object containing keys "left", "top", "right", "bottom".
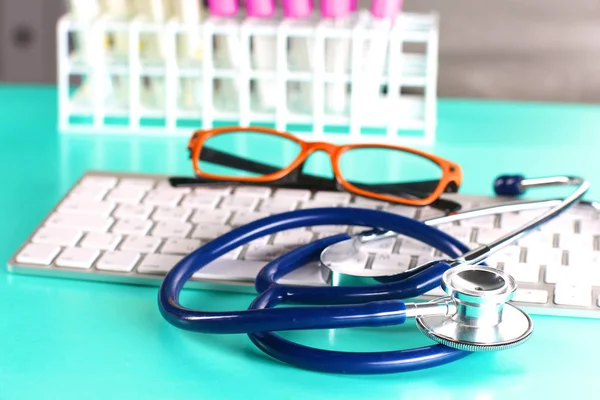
{"left": 7, "top": 171, "right": 600, "bottom": 318}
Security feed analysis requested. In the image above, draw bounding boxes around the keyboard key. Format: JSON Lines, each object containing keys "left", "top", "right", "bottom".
{"left": 258, "top": 201, "right": 298, "bottom": 214}
{"left": 518, "top": 231, "right": 555, "bottom": 248}
{"left": 244, "top": 244, "right": 291, "bottom": 261}
{"left": 152, "top": 207, "right": 192, "bottom": 222}
{"left": 55, "top": 247, "right": 100, "bottom": 269}
{"left": 190, "top": 209, "right": 231, "bottom": 224}
{"left": 458, "top": 214, "right": 496, "bottom": 228}
{"left": 230, "top": 211, "right": 270, "bottom": 226}
{"left": 16, "top": 243, "right": 61, "bottom": 265}
{"left": 545, "top": 266, "right": 600, "bottom": 286}
{"left": 116, "top": 178, "right": 155, "bottom": 190}
{"left": 272, "top": 188, "right": 311, "bottom": 201}
{"left": 234, "top": 186, "right": 272, "bottom": 198}
{"left": 138, "top": 254, "right": 184, "bottom": 275}
{"left": 113, "top": 204, "right": 155, "bottom": 220}
{"left": 79, "top": 232, "right": 122, "bottom": 250}
{"left": 418, "top": 208, "right": 445, "bottom": 220}
{"left": 194, "top": 186, "right": 232, "bottom": 196}
{"left": 512, "top": 288, "right": 549, "bottom": 304}
{"left": 192, "top": 259, "right": 263, "bottom": 281}
{"left": 191, "top": 224, "right": 232, "bottom": 240}
{"left": 360, "top": 237, "right": 396, "bottom": 254}
{"left": 384, "top": 205, "right": 417, "bottom": 218}
{"left": 79, "top": 175, "right": 118, "bottom": 188}
{"left": 399, "top": 237, "right": 436, "bottom": 256}
{"left": 524, "top": 247, "right": 564, "bottom": 266}
{"left": 96, "top": 251, "right": 140, "bottom": 272}
{"left": 567, "top": 251, "right": 600, "bottom": 267}
{"left": 554, "top": 284, "right": 592, "bottom": 307}
{"left": 154, "top": 181, "right": 192, "bottom": 193}
{"left": 502, "top": 263, "right": 540, "bottom": 283}
{"left": 538, "top": 217, "right": 575, "bottom": 233}
{"left": 299, "top": 200, "right": 344, "bottom": 209}
{"left": 32, "top": 227, "right": 82, "bottom": 247}
{"left": 351, "top": 196, "right": 387, "bottom": 208}
{"left": 557, "top": 233, "right": 595, "bottom": 251}
{"left": 46, "top": 213, "right": 114, "bottom": 232}
{"left": 120, "top": 236, "right": 162, "bottom": 253}
{"left": 312, "top": 191, "right": 351, "bottom": 203}
{"left": 311, "top": 225, "right": 349, "bottom": 234}
{"left": 272, "top": 229, "right": 314, "bottom": 246}
{"left": 219, "top": 196, "right": 259, "bottom": 211}
{"left": 112, "top": 219, "right": 153, "bottom": 236}
{"left": 475, "top": 228, "right": 508, "bottom": 244}
{"left": 161, "top": 238, "right": 202, "bottom": 254}
{"left": 180, "top": 193, "right": 222, "bottom": 209}
{"left": 143, "top": 190, "right": 184, "bottom": 207}
{"left": 437, "top": 225, "right": 472, "bottom": 243}
{"left": 151, "top": 221, "right": 192, "bottom": 238}
{"left": 486, "top": 245, "right": 522, "bottom": 266}
{"left": 578, "top": 219, "right": 600, "bottom": 234}
{"left": 106, "top": 187, "right": 147, "bottom": 204}
{"left": 499, "top": 212, "right": 533, "bottom": 229}
{"left": 371, "top": 253, "right": 412, "bottom": 273}
{"left": 68, "top": 185, "right": 109, "bottom": 201}
{"left": 58, "top": 199, "right": 115, "bottom": 217}
{"left": 569, "top": 205, "right": 600, "bottom": 219}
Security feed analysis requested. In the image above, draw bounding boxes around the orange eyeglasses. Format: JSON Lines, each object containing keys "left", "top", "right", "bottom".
{"left": 174, "top": 126, "right": 463, "bottom": 210}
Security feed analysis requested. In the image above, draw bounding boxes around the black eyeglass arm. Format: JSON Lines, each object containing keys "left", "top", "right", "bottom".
{"left": 197, "top": 146, "right": 282, "bottom": 176}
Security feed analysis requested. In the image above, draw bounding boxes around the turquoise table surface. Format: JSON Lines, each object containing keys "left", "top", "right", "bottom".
{"left": 1, "top": 84, "right": 600, "bottom": 399}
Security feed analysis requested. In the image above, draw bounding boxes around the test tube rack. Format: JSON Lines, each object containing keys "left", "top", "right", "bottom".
{"left": 57, "top": 8, "right": 439, "bottom": 145}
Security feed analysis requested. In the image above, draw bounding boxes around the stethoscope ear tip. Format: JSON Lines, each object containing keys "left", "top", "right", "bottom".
{"left": 494, "top": 175, "right": 526, "bottom": 196}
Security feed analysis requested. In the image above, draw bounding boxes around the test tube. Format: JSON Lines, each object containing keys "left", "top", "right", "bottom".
{"left": 321, "top": 0, "right": 353, "bottom": 114}
{"left": 175, "top": 0, "right": 204, "bottom": 61}
{"left": 103, "top": 0, "right": 133, "bottom": 58}
{"left": 173, "top": 0, "right": 205, "bottom": 108}
{"left": 132, "top": 0, "right": 172, "bottom": 109}
{"left": 67, "top": 0, "right": 101, "bottom": 64}
{"left": 246, "top": 0, "right": 277, "bottom": 110}
{"left": 283, "top": 0, "right": 314, "bottom": 110}
{"left": 364, "top": 0, "right": 402, "bottom": 101}
{"left": 208, "top": 0, "right": 241, "bottom": 105}
{"left": 67, "top": 0, "right": 102, "bottom": 103}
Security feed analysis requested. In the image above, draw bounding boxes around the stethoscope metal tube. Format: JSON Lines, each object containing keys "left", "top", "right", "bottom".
{"left": 459, "top": 175, "right": 588, "bottom": 265}
{"left": 321, "top": 175, "right": 592, "bottom": 270}
{"left": 158, "top": 174, "right": 590, "bottom": 374}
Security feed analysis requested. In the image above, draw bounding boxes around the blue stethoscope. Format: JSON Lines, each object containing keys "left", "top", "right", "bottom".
{"left": 158, "top": 175, "right": 589, "bottom": 374}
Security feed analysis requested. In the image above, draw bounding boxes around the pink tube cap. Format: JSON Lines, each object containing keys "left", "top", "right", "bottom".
{"left": 370, "top": 0, "right": 402, "bottom": 19}
{"left": 321, "top": 0, "right": 352, "bottom": 18}
{"left": 350, "top": 0, "right": 358, "bottom": 12}
{"left": 208, "top": 0, "right": 239, "bottom": 17}
{"left": 246, "top": 0, "right": 276, "bottom": 17}
{"left": 283, "top": 0, "right": 313, "bottom": 18}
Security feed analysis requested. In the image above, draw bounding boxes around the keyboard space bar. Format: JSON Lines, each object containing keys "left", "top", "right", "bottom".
{"left": 192, "top": 259, "right": 331, "bottom": 287}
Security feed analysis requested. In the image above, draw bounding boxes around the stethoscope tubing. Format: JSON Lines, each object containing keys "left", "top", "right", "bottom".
{"left": 158, "top": 207, "right": 473, "bottom": 374}
{"left": 248, "top": 234, "right": 470, "bottom": 374}
{"left": 158, "top": 208, "right": 468, "bottom": 333}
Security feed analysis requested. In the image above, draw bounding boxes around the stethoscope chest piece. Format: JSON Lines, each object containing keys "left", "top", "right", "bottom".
{"left": 415, "top": 265, "right": 534, "bottom": 352}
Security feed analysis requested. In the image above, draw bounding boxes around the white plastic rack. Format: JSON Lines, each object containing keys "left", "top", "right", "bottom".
{"left": 57, "top": 9, "right": 439, "bottom": 144}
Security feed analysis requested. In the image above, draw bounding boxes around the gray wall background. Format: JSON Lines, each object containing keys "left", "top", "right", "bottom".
{"left": 1, "top": 0, "right": 599, "bottom": 103}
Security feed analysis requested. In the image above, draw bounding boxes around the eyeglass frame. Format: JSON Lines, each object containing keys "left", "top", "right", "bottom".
{"left": 185, "top": 126, "right": 463, "bottom": 208}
